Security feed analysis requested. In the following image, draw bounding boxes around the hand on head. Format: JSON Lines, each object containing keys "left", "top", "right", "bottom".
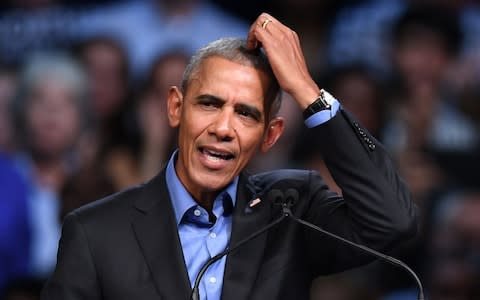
{"left": 247, "top": 13, "right": 320, "bottom": 109}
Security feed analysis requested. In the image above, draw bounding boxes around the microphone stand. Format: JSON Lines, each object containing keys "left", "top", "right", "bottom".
{"left": 190, "top": 213, "right": 286, "bottom": 300}
{"left": 280, "top": 200, "right": 425, "bottom": 300}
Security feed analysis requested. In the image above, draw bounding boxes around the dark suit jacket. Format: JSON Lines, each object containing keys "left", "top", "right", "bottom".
{"left": 41, "top": 110, "right": 417, "bottom": 300}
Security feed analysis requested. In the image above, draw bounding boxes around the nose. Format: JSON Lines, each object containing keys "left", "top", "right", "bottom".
{"left": 209, "top": 109, "right": 235, "bottom": 142}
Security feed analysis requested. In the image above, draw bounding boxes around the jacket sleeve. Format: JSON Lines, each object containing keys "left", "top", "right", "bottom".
{"left": 41, "top": 212, "right": 102, "bottom": 300}
{"left": 302, "top": 108, "right": 418, "bottom": 275}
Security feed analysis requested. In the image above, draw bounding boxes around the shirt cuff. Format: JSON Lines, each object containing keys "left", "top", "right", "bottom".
{"left": 304, "top": 99, "right": 340, "bottom": 128}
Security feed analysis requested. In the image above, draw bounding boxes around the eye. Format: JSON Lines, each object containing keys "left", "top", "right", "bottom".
{"left": 198, "top": 99, "right": 220, "bottom": 110}
{"left": 236, "top": 107, "right": 260, "bottom": 122}
{"left": 236, "top": 103, "right": 262, "bottom": 122}
{"left": 238, "top": 109, "right": 252, "bottom": 118}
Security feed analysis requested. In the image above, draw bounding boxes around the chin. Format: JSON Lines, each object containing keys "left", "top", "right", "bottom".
{"left": 195, "top": 172, "right": 233, "bottom": 192}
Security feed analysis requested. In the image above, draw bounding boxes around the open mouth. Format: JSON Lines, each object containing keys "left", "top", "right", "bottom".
{"left": 200, "top": 147, "right": 235, "bottom": 161}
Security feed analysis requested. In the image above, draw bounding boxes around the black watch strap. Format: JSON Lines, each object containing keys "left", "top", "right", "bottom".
{"left": 303, "top": 89, "right": 334, "bottom": 119}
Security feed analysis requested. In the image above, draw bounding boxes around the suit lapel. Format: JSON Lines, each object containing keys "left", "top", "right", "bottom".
{"left": 221, "top": 173, "right": 274, "bottom": 299}
{"left": 132, "top": 171, "right": 191, "bottom": 300}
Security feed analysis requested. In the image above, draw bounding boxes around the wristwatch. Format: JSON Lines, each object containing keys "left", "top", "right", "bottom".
{"left": 303, "top": 89, "right": 336, "bottom": 119}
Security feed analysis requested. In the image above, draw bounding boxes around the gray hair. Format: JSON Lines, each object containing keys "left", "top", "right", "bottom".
{"left": 181, "top": 38, "right": 281, "bottom": 120}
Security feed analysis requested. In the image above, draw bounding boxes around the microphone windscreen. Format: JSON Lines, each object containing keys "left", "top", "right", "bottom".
{"left": 268, "top": 189, "right": 284, "bottom": 205}
{"left": 285, "top": 188, "right": 299, "bottom": 206}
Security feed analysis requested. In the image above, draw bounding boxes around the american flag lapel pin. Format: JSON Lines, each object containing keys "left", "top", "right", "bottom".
{"left": 249, "top": 197, "right": 262, "bottom": 207}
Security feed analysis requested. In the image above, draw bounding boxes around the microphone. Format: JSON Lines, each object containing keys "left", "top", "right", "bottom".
{"left": 191, "top": 189, "right": 286, "bottom": 300}
{"left": 191, "top": 188, "right": 425, "bottom": 300}
{"left": 280, "top": 188, "right": 425, "bottom": 300}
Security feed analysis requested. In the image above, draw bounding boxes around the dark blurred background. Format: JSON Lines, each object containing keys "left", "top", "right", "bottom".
{"left": 1, "top": 1, "right": 480, "bottom": 299}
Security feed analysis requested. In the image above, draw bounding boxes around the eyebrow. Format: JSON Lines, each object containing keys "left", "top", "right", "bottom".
{"left": 196, "top": 94, "right": 263, "bottom": 122}
{"left": 196, "top": 94, "right": 224, "bottom": 105}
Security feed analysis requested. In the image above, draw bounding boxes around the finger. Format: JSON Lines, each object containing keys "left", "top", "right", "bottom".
{"left": 249, "top": 13, "right": 307, "bottom": 73}
{"left": 246, "top": 13, "right": 279, "bottom": 49}
{"left": 260, "top": 17, "right": 305, "bottom": 67}
{"left": 255, "top": 18, "right": 296, "bottom": 60}
{"left": 259, "top": 13, "right": 292, "bottom": 36}
{"left": 256, "top": 14, "right": 298, "bottom": 52}
{"left": 246, "top": 20, "right": 260, "bottom": 50}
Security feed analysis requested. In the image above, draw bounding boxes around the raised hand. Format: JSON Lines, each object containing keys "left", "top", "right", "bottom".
{"left": 246, "top": 13, "right": 320, "bottom": 109}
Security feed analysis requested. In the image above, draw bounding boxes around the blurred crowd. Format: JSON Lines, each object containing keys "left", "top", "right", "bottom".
{"left": 1, "top": 0, "right": 480, "bottom": 299}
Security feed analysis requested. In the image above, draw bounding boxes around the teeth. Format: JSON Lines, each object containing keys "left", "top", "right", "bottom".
{"left": 208, "top": 150, "right": 223, "bottom": 156}
{"left": 203, "top": 149, "right": 232, "bottom": 160}
{"left": 206, "top": 154, "right": 222, "bottom": 162}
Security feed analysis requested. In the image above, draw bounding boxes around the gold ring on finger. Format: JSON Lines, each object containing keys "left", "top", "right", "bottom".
{"left": 262, "top": 19, "right": 272, "bottom": 29}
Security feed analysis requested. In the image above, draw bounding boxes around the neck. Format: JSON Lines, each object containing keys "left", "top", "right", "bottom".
{"left": 194, "top": 190, "right": 219, "bottom": 214}
{"left": 33, "top": 158, "right": 68, "bottom": 192}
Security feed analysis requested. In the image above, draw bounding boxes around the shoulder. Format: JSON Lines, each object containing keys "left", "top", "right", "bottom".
{"left": 76, "top": 183, "right": 144, "bottom": 211}
{"left": 247, "top": 169, "right": 327, "bottom": 193}
{"left": 250, "top": 169, "right": 313, "bottom": 183}
{"left": 64, "top": 169, "right": 168, "bottom": 229}
{"left": 65, "top": 183, "right": 146, "bottom": 227}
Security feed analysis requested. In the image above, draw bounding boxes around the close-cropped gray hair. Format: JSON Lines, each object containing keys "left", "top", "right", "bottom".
{"left": 181, "top": 38, "right": 281, "bottom": 120}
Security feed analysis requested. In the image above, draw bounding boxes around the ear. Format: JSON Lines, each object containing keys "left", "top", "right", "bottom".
{"left": 167, "top": 86, "right": 183, "bottom": 128}
{"left": 260, "top": 117, "right": 285, "bottom": 153}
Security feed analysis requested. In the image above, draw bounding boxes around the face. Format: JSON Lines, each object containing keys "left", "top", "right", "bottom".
{"left": 83, "top": 42, "right": 126, "bottom": 120}
{"left": 333, "top": 74, "right": 380, "bottom": 135}
{"left": 153, "top": 55, "right": 188, "bottom": 97}
{"left": 167, "top": 56, "right": 284, "bottom": 203}
{"left": 26, "top": 77, "right": 81, "bottom": 159}
{"left": 394, "top": 31, "right": 450, "bottom": 88}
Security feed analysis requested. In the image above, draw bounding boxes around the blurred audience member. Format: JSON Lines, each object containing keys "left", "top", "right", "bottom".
{"left": 327, "top": 0, "right": 404, "bottom": 74}
{"left": 72, "top": 35, "right": 138, "bottom": 191}
{"left": 60, "top": 48, "right": 188, "bottom": 218}
{"left": 426, "top": 191, "right": 480, "bottom": 300}
{"left": 135, "top": 51, "right": 189, "bottom": 180}
{"left": 0, "top": 154, "right": 31, "bottom": 297}
{"left": 327, "top": 0, "right": 480, "bottom": 78}
{"left": 0, "top": 64, "right": 18, "bottom": 154}
{"left": 74, "top": 36, "right": 130, "bottom": 132}
{"left": 385, "top": 189, "right": 480, "bottom": 299}
{"left": 369, "top": 5, "right": 478, "bottom": 295}
{"left": 381, "top": 4, "right": 479, "bottom": 203}
{"left": 12, "top": 52, "right": 88, "bottom": 278}
{"left": 322, "top": 64, "right": 385, "bottom": 138}
{"left": 60, "top": 36, "right": 137, "bottom": 218}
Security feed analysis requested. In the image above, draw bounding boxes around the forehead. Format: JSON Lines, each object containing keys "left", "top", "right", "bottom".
{"left": 188, "top": 56, "right": 270, "bottom": 105}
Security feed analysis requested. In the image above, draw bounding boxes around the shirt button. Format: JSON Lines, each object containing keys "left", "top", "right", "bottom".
{"left": 209, "top": 277, "right": 217, "bottom": 283}
{"left": 210, "top": 232, "right": 216, "bottom": 239}
{"left": 193, "top": 209, "right": 201, "bottom": 217}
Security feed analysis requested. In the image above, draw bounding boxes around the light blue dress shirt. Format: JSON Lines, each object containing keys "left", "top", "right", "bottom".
{"left": 164, "top": 98, "right": 339, "bottom": 299}
{"left": 166, "top": 152, "right": 238, "bottom": 300}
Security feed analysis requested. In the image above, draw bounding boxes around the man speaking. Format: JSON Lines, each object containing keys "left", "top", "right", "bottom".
{"left": 42, "top": 13, "right": 417, "bottom": 300}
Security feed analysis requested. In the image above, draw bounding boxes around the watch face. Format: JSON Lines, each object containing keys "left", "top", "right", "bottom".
{"left": 321, "top": 89, "right": 335, "bottom": 107}
{"left": 303, "top": 89, "right": 334, "bottom": 119}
